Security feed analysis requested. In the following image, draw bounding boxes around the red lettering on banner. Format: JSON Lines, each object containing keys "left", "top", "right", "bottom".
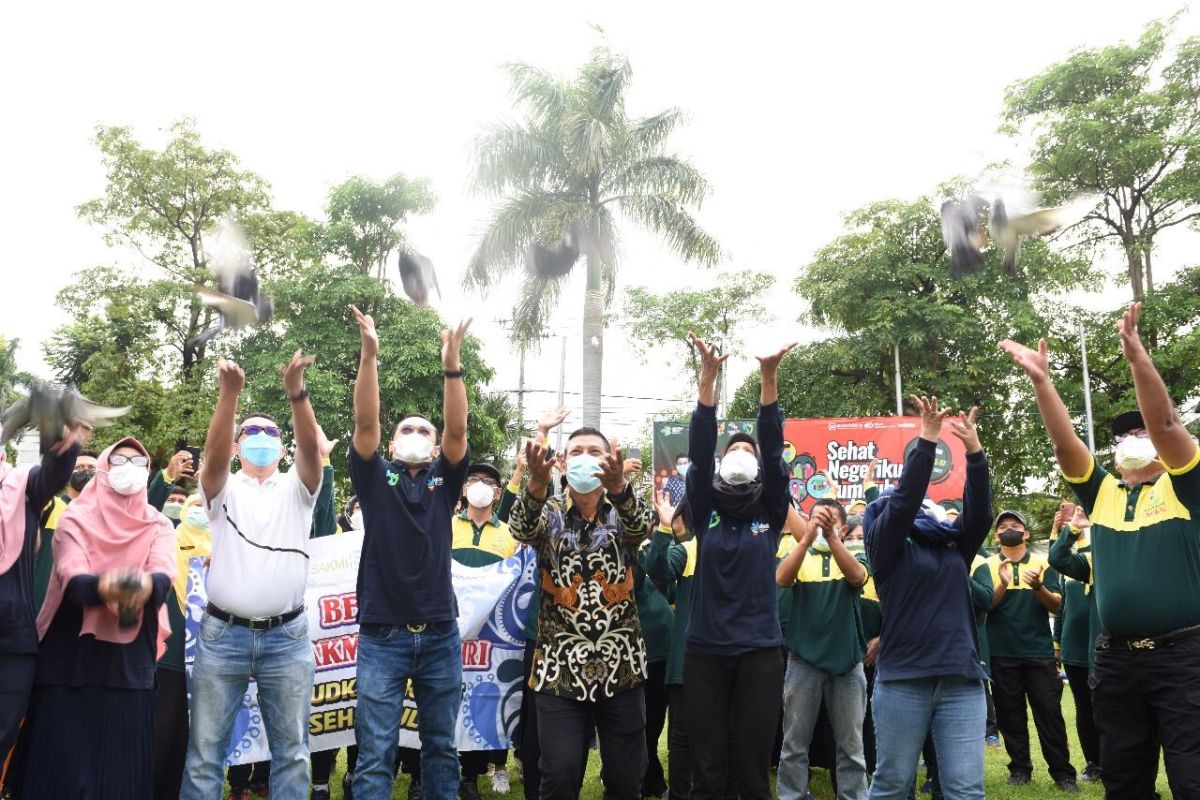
{"left": 461, "top": 639, "right": 491, "bottom": 670}
{"left": 318, "top": 593, "right": 359, "bottom": 629}
{"left": 312, "top": 633, "right": 359, "bottom": 671}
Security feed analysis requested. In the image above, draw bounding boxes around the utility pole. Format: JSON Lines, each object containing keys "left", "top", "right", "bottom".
{"left": 1080, "top": 321, "right": 1095, "bottom": 452}
{"left": 557, "top": 334, "right": 567, "bottom": 452}
{"left": 893, "top": 343, "right": 903, "bottom": 416}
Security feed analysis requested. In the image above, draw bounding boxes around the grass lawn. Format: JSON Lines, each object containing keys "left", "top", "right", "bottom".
{"left": 231, "top": 688, "right": 1172, "bottom": 799}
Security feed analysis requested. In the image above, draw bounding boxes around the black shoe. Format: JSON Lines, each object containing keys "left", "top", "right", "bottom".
{"left": 1007, "top": 772, "right": 1032, "bottom": 786}
{"left": 408, "top": 775, "right": 423, "bottom": 800}
{"left": 1080, "top": 763, "right": 1102, "bottom": 782}
{"left": 310, "top": 787, "right": 330, "bottom": 800}
{"left": 342, "top": 772, "right": 355, "bottom": 800}
{"left": 458, "top": 777, "right": 482, "bottom": 800}
{"left": 1055, "top": 777, "right": 1081, "bottom": 793}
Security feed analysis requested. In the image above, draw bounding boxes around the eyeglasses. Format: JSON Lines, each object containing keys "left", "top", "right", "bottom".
{"left": 465, "top": 476, "right": 499, "bottom": 487}
{"left": 398, "top": 425, "right": 435, "bottom": 437}
{"left": 1114, "top": 431, "right": 1149, "bottom": 443}
{"left": 109, "top": 454, "right": 150, "bottom": 467}
{"left": 241, "top": 425, "right": 281, "bottom": 438}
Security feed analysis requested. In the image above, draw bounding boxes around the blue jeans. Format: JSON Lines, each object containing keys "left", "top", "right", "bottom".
{"left": 778, "top": 656, "right": 868, "bottom": 800}
{"left": 180, "top": 612, "right": 315, "bottom": 800}
{"left": 353, "top": 621, "right": 462, "bottom": 800}
{"left": 869, "top": 678, "right": 985, "bottom": 800}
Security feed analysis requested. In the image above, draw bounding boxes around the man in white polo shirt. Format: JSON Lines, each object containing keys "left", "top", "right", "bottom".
{"left": 181, "top": 352, "right": 325, "bottom": 800}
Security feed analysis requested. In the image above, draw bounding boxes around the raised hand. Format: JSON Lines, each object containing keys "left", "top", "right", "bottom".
{"left": 949, "top": 406, "right": 982, "bottom": 454}
{"left": 165, "top": 450, "right": 196, "bottom": 482}
{"left": 910, "top": 395, "right": 954, "bottom": 443}
{"left": 997, "top": 560, "right": 1013, "bottom": 588}
{"left": 688, "top": 333, "right": 729, "bottom": 386}
{"left": 755, "top": 341, "right": 799, "bottom": 376}
{"left": 1117, "top": 302, "right": 1147, "bottom": 359}
{"left": 999, "top": 338, "right": 1050, "bottom": 384}
{"left": 595, "top": 441, "right": 629, "bottom": 496}
{"left": 654, "top": 488, "right": 676, "bottom": 526}
{"left": 316, "top": 425, "right": 339, "bottom": 460}
{"left": 809, "top": 504, "right": 838, "bottom": 539}
{"left": 442, "top": 318, "right": 473, "bottom": 371}
{"left": 537, "top": 406, "right": 571, "bottom": 436}
{"left": 217, "top": 358, "right": 245, "bottom": 398}
{"left": 280, "top": 349, "right": 315, "bottom": 397}
{"left": 350, "top": 305, "right": 379, "bottom": 359}
{"left": 1024, "top": 565, "right": 1045, "bottom": 592}
{"left": 1070, "top": 505, "right": 1091, "bottom": 531}
{"left": 864, "top": 458, "right": 881, "bottom": 486}
{"left": 524, "top": 438, "right": 555, "bottom": 489}
{"left": 623, "top": 458, "right": 643, "bottom": 477}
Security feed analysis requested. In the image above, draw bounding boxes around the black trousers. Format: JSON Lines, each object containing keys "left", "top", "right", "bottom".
{"left": 1063, "top": 663, "right": 1100, "bottom": 768}
{"left": 863, "top": 665, "right": 876, "bottom": 776}
{"left": 643, "top": 661, "right": 669, "bottom": 797}
{"left": 990, "top": 656, "right": 1075, "bottom": 782}
{"left": 311, "top": 746, "right": 359, "bottom": 784}
{"left": 667, "top": 686, "right": 691, "bottom": 800}
{"left": 537, "top": 687, "right": 646, "bottom": 800}
{"left": 227, "top": 760, "right": 271, "bottom": 791}
{"left": 460, "top": 749, "right": 507, "bottom": 778}
{"left": 518, "top": 638, "right": 542, "bottom": 800}
{"left": 984, "top": 680, "right": 999, "bottom": 739}
{"left": 684, "top": 646, "right": 783, "bottom": 800}
{"left": 152, "top": 667, "right": 188, "bottom": 800}
{"left": 0, "top": 653, "right": 36, "bottom": 789}
{"left": 1091, "top": 635, "right": 1200, "bottom": 799}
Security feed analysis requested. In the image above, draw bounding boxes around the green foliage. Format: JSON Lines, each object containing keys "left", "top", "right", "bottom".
{"left": 1003, "top": 16, "right": 1200, "bottom": 300}
{"left": 323, "top": 174, "right": 436, "bottom": 278}
{"left": 621, "top": 271, "right": 775, "bottom": 390}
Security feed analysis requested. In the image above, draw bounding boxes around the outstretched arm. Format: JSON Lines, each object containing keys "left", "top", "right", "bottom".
{"left": 351, "top": 305, "right": 381, "bottom": 461}
{"left": 441, "top": 319, "right": 472, "bottom": 467}
{"left": 685, "top": 334, "right": 727, "bottom": 533}
{"left": 199, "top": 359, "right": 244, "bottom": 505}
{"left": 999, "top": 338, "right": 1091, "bottom": 478}
{"left": 282, "top": 350, "right": 322, "bottom": 494}
{"left": 1118, "top": 302, "right": 1199, "bottom": 471}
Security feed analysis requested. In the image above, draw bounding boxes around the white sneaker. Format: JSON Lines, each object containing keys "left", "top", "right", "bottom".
{"left": 491, "top": 768, "right": 511, "bottom": 794}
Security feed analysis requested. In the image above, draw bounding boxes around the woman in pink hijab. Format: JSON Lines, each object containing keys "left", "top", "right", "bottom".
{"left": 11, "top": 437, "right": 176, "bottom": 800}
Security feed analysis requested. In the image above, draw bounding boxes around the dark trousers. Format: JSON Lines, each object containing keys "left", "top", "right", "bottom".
{"left": 863, "top": 665, "right": 876, "bottom": 775}
{"left": 684, "top": 646, "right": 783, "bottom": 800}
{"left": 537, "top": 687, "right": 646, "bottom": 800}
{"left": 0, "top": 653, "right": 36, "bottom": 788}
{"left": 984, "top": 680, "right": 999, "bottom": 739}
{"left": 460, "top": 749, "right": 507, "bottom": 778}
{"left": 152, "top": 667, "right": 189, "bottom": 800}
{"left": 667, "top": 686, "right": 691, "bottom": 800}
{"left": 643, "top": 661, "right": 669, "bottom": 797}
{"left": 518, "top": 638, "right": 543, "bottom": 800}
{"left": 311, "top": 746, "right": 359, "bottom": 784}
{"left": 1063, "top": 663, "right": 1100, "bottom": 767}
{"left": 227, "top": 760, "right": 271, "bottom": 791}
{"left": 1091, "top": 635, "right": 1200, "bottom": 799}
{"left": 990, "top": 656, "right": 1075, "bottom": 782}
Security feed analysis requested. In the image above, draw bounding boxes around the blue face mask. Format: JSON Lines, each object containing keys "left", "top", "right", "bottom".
{"left": 185, "top": 507, "right": 210, "bottom": 530}
{"left": 241, "top": 432, "right": 282, "bottom": 468}
{"left": 566, "top": 454, "right": 603, "bottom": 494}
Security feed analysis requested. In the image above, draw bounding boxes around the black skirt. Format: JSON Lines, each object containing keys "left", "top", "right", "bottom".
{"left": 14, "top": 683, "right": 154, "bottom": 800}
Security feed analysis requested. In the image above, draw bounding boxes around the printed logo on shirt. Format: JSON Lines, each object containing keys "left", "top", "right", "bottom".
{"left": 427, "top": 476, "right": 444, "bottom": 492}
{"left": 709, "top": 511, "right": 721, "bottom": 528}
{"left": 750, "top": 521, "right": 770, "bottom": 537}
{"left": 386, "top": 469, "right": 400, "bottom": 487}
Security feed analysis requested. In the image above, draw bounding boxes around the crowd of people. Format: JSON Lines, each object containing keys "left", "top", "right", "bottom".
{"left": 0, "top": 299, "right": 1196, "bottom": 800}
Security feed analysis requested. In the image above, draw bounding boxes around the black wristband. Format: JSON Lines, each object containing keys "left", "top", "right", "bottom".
{"left": 444, "top": 368, "right": 465, "bottom": 379}
{"left": 288, "top": 387, "right": 310, "bottom": 403}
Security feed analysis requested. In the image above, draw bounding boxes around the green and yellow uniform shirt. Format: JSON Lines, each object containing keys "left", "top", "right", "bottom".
{"left": 859, "top": 575, "right": 882, "bottom": 643}
{"left": 451, "top": 509, "right": 517, "bottom": 568}
{"left": 970, "top": 554, "right": 994, "bottom": 676}
{"left": 1048, "top": 528, "right": 1101, "bottom": 669}
{"left": 33, "top": 495, "right": 69, "bottom": 609}
{"left": 777, "top": 534, "right": 798, "bottom": 636}
{"left": 782, "top": 547, "right": 868, "bottom": 675}
{"left": 636, "top": 532, "right": 676, "bottom": 664}
{"left": 645, "top": 529, "right": 697, "bottom": 687}
{"left": 984, "top": 551, "right": 1060, "bottom": 659}
{"left": 1065, "top": 453, "right": 1200, "bottom": 638}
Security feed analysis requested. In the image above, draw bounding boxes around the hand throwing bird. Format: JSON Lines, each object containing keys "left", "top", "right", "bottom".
{"left": 184, "top": 217, "right": 274, "bottom": 361}
{"left": 1, "top": 383, "right": 129, "bottom": 446}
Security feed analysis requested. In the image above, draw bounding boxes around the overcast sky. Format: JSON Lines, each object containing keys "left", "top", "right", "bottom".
{"left": 3, "top": 1, "right": 1197, "bottom": 443}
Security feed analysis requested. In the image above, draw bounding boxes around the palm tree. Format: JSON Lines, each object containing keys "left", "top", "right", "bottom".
{"left": 467, "top": 44, "right": 721, "bottom": 427}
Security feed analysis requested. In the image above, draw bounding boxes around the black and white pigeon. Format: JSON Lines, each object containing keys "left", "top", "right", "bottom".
{"left": 397, "top": 249, "right": 441, "bottom": 306}
{"left": 939, "top": 196, "right": 987, "bottom": 279}
{"left": 185, "top": 218, "right": 273, "bottom": 360}
{"left": 989, "top": 194, "right": 1101, "bottom": 276}
{"left": 0, "top": 383, "right": 129, "bottom": 446}
{"left": 526, "top": 222, "right": 610, "bottom": 279}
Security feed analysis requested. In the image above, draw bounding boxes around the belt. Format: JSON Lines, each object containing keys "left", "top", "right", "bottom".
{"left": 1100, "top": 624, "right": 1200, "bottom": 651}
{"left": 207, "top": 603, "right": 305, "bottom": 631}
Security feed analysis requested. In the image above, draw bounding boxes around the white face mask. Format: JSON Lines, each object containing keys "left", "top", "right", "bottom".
{"left": 466, "top": 481, "right": 496, "bottom": 509}
{"left": 394, "top": 433, "right": 435, "bottom": 465}
{"left": 718, "top": 449, "right": 759, "bottom": 485}
{"left": 108, "top": 464, "right": 149, "bottom": 496}
{"left": 1115, "top": 435, "right": 1158, "bottom": 471}
{"left": 921, "top": 499, "right": 949, "bottom": 523}
{"left": 349, "top": 510, "right": 364, "bottom": 531}
{"left": 812, "top": 530, "right": 831, "bottom": 553}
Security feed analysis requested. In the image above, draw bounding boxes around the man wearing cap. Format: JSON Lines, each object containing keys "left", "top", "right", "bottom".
{"left": 1001, "top": 302, "right": 1200, "bottom": 799}
{"left": 984, "top": 510, "right": 1076, "bottom": 791}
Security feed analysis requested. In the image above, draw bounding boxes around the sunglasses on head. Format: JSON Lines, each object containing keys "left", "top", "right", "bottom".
{"left": 241, "top": 425, "right": 281, "bottom": 438}
{"left": 109, "top": 454, "right": 150, "bottom": 467}
{"left": 399, "top": 425, "right": 435, "bottom": 436}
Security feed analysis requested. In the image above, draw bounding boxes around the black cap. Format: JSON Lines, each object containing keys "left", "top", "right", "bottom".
{"left": 724, "top": 432, "right": 758, "bottom": 454}
{"left": 994, "top": 509, "right": 1027, "bottom": 529}
{"left": 467, "top": 463, "right": 502, "bottom": 485}
{"left": 1112, "top": 410, "right": 1145, "bottom": 440}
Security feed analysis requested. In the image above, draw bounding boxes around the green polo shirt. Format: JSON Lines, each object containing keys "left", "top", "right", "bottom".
{"left": 984, "top": 550, "right": 1060, "bottom": 659}
{"left": 646, "top": 530, "right": 696, "bottom": 687}
{"left": 970, "top": 554, "right": 994, "bottom": 676}
{"left": 636, "top": 538, "right": 675, "bottom": 664}
{"left": 777, "top": 535, "right": 797, "bottom": 636}
{"left": 1065, "top": 452, "right": 1200, "bottom": 638}
{"left": 1048, "top": 527, "right": 1101, "bottom": 669}
{"left": 859, "top": 576, "right": 882, "bottom": 642}
{"left": 782, "top": 548, "right": 868, "bottom": 675}
{"left": 451, "top": 509, "right": 517, "bottom": 568}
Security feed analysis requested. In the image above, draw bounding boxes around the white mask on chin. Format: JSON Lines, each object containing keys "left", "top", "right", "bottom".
{"left": 394, "top": 433, "right": 435, "bottom": 464}
{"left": 1115, "top": 436, "right": 1158, "bottom": 472}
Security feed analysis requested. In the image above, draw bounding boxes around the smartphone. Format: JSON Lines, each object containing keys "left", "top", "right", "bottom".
{"left": 627, "top": 447, "right": 642, "bottom": 460}
{"left": 185, "top": 446, "right": 202, "bottom": 470}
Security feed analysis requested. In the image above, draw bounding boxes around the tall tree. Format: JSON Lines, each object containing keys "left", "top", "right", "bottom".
{"left": 323, "top": 174, "right": 436, "bottom": 278}
{"left": 1003, "top": 17, "right": 1200, "bottom": 300}
{"left": 621, "top": 271, "right": 775, "bottom": 413}
{"left": 731, "top": 196, "right": 1095, "bottom": 497}
{"left": 467, "top": 44, "right": 721, "bottom": 426}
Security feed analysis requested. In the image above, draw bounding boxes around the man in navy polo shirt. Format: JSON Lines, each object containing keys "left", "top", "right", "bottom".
{"left": 348, "top": 305, "right": 473, "bottom": 800}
